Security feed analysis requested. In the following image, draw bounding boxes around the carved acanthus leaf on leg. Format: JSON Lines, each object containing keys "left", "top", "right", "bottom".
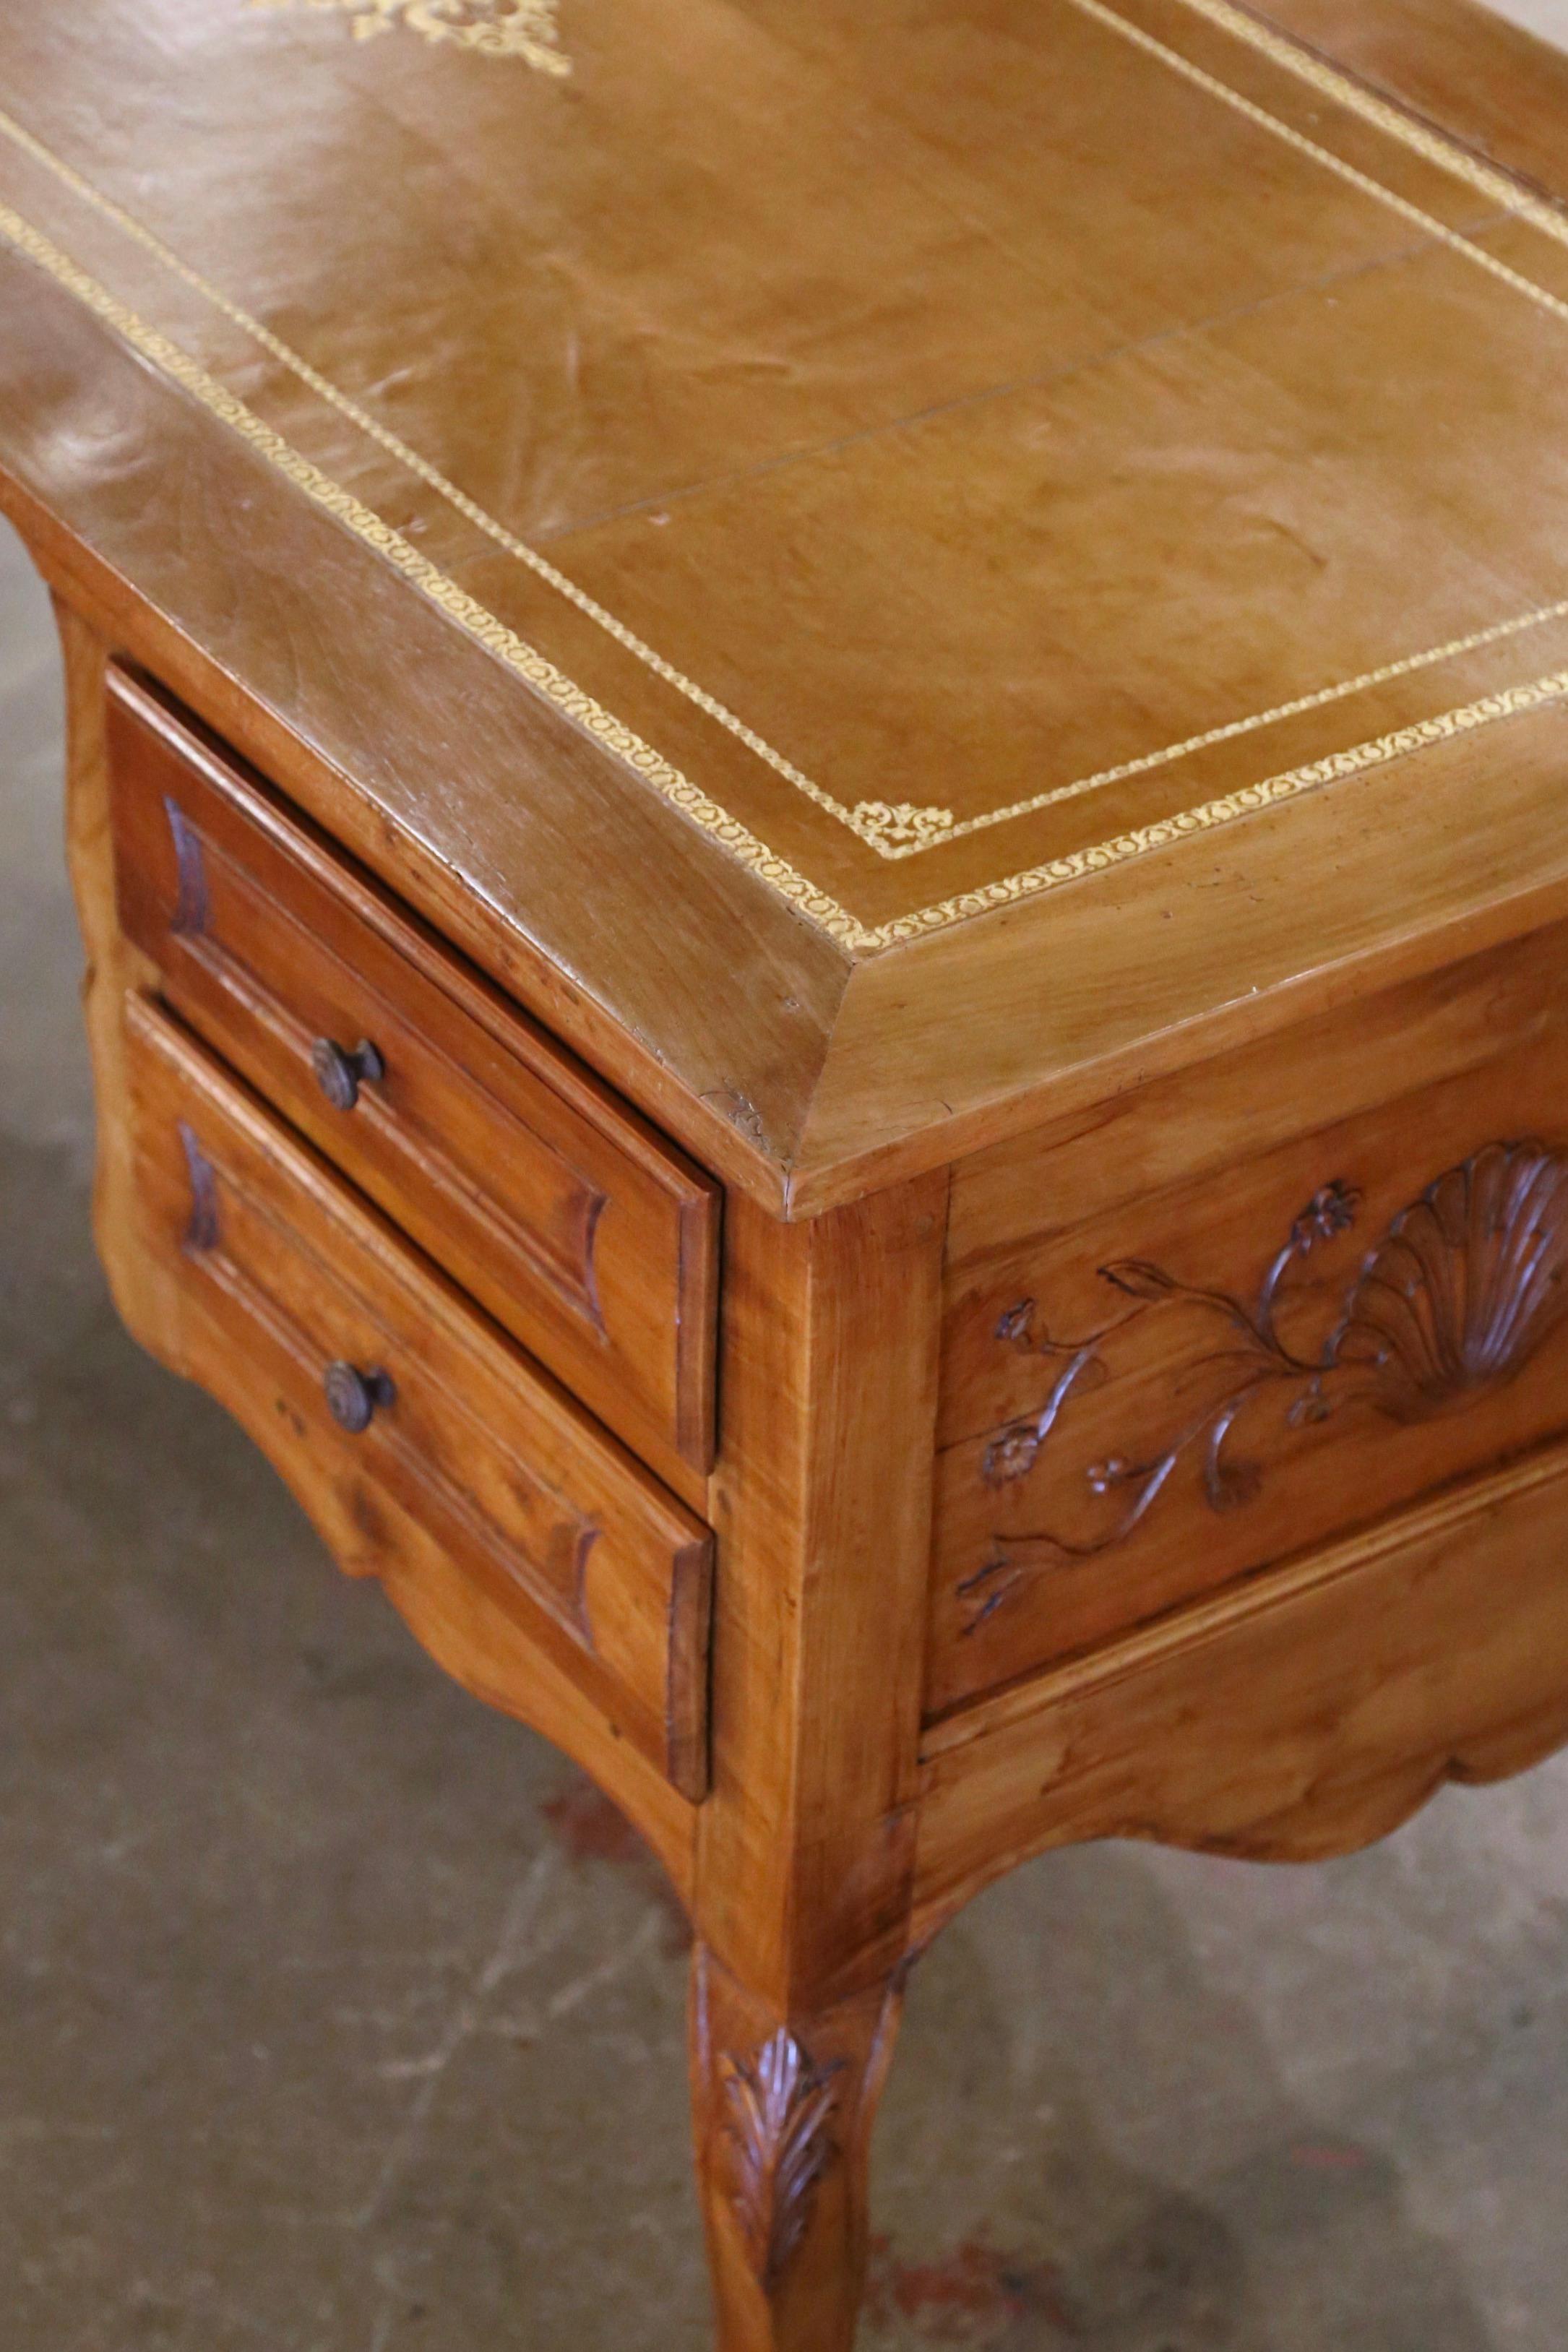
{"left": 720, "top": 2028, "right": 844, "bottom": 2287}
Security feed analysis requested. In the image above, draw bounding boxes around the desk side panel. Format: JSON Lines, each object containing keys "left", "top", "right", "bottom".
{"left": 915, "top": 1437, "right": 1568, "bottom": 1942}
{"left": 931, "top": 919, "right": 1568, "bottom": 1715}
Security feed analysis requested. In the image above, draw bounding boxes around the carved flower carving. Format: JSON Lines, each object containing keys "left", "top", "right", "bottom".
{"left": 1292, "top": 1179, "right": 1361, "bottom": 1251}
{"left": 963, "top": 1139, "right": 1568, "bottom": 1630}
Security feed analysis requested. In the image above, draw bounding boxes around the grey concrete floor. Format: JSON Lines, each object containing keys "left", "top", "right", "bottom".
{"left": 5, "top": 14, "right": 1568, "bottom": 2329}
{"left": 1491, "top": 0, "right": 1568, "bottom": 35}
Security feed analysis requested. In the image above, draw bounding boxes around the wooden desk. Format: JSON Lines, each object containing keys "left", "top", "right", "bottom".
{"left": 4, "top": 2, "right": 1568, "bottom": 2341}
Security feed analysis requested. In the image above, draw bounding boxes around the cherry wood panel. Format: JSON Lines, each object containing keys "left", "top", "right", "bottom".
{"left": 932, "top": 1019, "right": 1568, "bottom": 1717}
{"left": 915, "top": 1436, "right": 1568, "bottom": 1942}
{"left": 946, "top": 915, "right": 1568, "bottom": 1267}
{"left": 691, "top": 1176, "right": 947, "bottom": 2351}
{"left": 108, "top": 665, "right": 719, "bottom": 1494}
{"left": 59, "top": 596, "right": 701, "bottom": 1911}
{"left": 7, "top": 0, "right": 1568, "bottom": 1220}
{"left": 17, "top": 3, "right": 1568, "bottom": 2340}
{"left": 122, "top": 992, "right": 715, "bottom": 1800}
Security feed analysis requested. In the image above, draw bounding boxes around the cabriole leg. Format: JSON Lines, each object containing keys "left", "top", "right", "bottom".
{"left": 689, "top": 1943, "right": 907, "bottom": 2352}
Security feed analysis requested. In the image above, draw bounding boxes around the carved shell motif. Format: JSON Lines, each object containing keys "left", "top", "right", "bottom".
{"left": 720, "top": 2029, "right": 842, "bottom": 2288}
{"left": 1336, "top": 1142, "right": 1568, "bottom": 1421}
{"left": 965, "top": 1138, "right": 1568, "bottom": 1631}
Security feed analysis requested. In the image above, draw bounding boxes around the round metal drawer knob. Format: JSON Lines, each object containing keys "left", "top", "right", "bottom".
{"left": 324, "top": 1361, "right": 397, "bottom": 1436}
{"left": 311, "top": 1035, "right": 386, "bottom": 1113}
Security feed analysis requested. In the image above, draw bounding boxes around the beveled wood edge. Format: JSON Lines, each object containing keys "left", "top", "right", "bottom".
{"left": 0, "top": 405, "right": 844, "bottom": 1214}
{"left": 787, "top": 704, "right": 1568, "bottom": 1212}
{"left": 1254, "top": 0, "right": 1568, "bottom": 204}
{"left": 65, "top": 436, "right": 1568, "bottom": 1223}
{"left": 11, "top": 196, "right": 1568, "bottom": 1218}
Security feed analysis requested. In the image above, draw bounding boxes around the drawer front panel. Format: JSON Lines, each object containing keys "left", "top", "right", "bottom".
{"left": 932, "top": 1023, "right": 1568, "bottom": 1719}
{"left": 124, "top": 995, "right": 714, "bottom": 1798}
{"left": 108, "top": 669, "right": 718, "bottom": 1489}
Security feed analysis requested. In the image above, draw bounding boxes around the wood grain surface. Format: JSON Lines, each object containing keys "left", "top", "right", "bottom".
{"left": 934, "top": 1011, "right": 1568, "bottom": 1711}
{"left": 6, "top": 0, "right": 1568, "bottom": 1208}
{"left": 915, "top": 1436, "right": 1568, "bottom": 1941}
{"left": 108, "top": 663, "right": 719, "bottom": 1494}
{"left": 22, "top": 5, "right": 1568, "bottom": 2345}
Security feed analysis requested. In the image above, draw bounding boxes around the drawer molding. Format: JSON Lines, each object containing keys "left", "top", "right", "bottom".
{"left": 165, "top": 795, "right": 210, "bottom": 936}
{"left": 962, "top": 1139, "right": 1568, "bottom": 1632}
{"left": 159, "top": 784, "right": 613, "bottom": 1335}
{"left": 174, "top": 1102, "right": 606, "bottom": 1649}
{"left": 126, "top": 995, "right": 715, "bottom": 1799}
{"left": 110, "top": 668, "right": 718, "bottom": 1485}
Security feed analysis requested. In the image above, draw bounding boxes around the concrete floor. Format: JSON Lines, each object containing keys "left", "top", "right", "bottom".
{"left": 5, "top": 12, "right": 1568, "bottom": 2333}
{"left": 1491, "top": 0, "right": 1568, "bottom": 31}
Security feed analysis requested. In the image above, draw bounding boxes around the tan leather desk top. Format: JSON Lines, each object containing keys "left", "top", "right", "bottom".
{"left": 3, "top": 0, "right": 1568, "bottom": 1207}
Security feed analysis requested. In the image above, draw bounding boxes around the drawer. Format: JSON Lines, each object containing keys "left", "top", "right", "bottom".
{"left": 106, "top": 668, "right": 718, "bottom": 1492}
{"left": 931, "top": 1007, "right": 1568, "bottom": 1720}
{"left": 122, "top": 994, "right": 715, "bottom": 1799}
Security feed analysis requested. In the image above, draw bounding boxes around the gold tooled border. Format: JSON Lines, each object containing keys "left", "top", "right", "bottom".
{"left": 0, "top": 199, "right": 876, "bottom": 951}
{"left": 902, "top": 598, "right": 1568, "bottom": 855}
{"left": 5, "top": 2, "right": 1568, "bottom": 864}
{"left": 5, "top": 189, "right": 1567, "bottom": 956}
{"left": 871, "top": 671, "right": 1568, "bottom": 944}
{"left": 1170, "top": 0, "right": 1568, "bottom": 246}
{"left": 1, "top": 1, "right": 1567, "bottom": 949}
{"left": 0, "top": 100, "right": 868, "bottom": 843}
{"left": 1066, "top": 0, "right": 1568, "bottom": 335}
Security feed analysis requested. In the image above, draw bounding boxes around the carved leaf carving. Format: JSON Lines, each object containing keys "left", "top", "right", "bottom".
{"left": 720, "top": 2028, "right": 842, "bottom": 2288}
{"left": 1100, "top": 1259, "right": 1183, "bottom": 1302}
{"left": 966, "top": 1141, "right": 1568, "bottom": 1629}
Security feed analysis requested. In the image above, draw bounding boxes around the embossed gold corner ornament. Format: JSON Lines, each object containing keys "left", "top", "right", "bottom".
{"left": 849, "top": 800, "right": 955, "bottom": 856}
{"left": 247, "top": 0, "right": 572, "bottom": 74}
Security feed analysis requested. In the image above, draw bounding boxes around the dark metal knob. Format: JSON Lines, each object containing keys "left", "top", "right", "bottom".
{"left": 311, "top": 1035, "right": 386, "bottom": 1113}
{"left": 324, "top": 1361, "right": 397, "bottom": 1436}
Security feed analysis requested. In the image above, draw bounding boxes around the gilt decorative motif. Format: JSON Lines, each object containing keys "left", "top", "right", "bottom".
{"left": 850, "top": 800, "right": 956, "bottom": 856}
{"left": 964, "top": 1142, "right": 1568, "bottom": 1631}
{"left": 720, "top": 2028, "right": 843, "bottom": 2288}
{"left": 247, "top": 0, "right": 572, "bottom": 74}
